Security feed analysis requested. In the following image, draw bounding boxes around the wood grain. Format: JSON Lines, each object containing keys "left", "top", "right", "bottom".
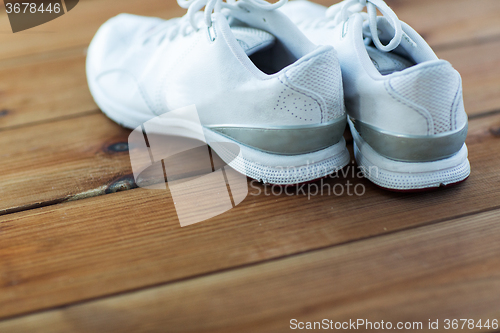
{"left": 0, "top": 113, "right": 133, "bottom": 215}
{"left": 0, "top": 0, "right": 498, "bottom": 62}
{"left": 386, "top": 0, "right": 500, "bottom": 50}
{"left": 0, "top": 0, "right": 498, "bottom": 330}
{"left": 0, "top": 0, "right": 185, "bottom": 61}
{"left": 1, "top": 204, "right": 500, "bottom": 332}
{"left": 438, "top": 40, "right": 500, "bottom": 116}
{"left": 310, "top": 0, "right": 500, "bottom": 50}
{"left": 0, "top": 113, "right": 498, "bottom": 319}
{"left": 0, "top": 111, "right": 233, "bottom": 214}
{"left": 0, "top": 49, "right": 97, "bottom": 130}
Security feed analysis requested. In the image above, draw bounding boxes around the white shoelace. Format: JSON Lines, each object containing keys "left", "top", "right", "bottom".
{"left": 177, "top": 0, "right": 288, "bottom": 30}
{"left": 306, "top": 0, "right": 403, "bottom": 52}
{"left": 145, "top": 0, "right": 287, "bottom": 43}
{"left": 143, "top": 0, "right": 288, "bottom": 44}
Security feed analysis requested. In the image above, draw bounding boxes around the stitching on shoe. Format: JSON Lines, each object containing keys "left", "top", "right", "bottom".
{"left": 451, "top": 77, "right": 463, "bottom": 130}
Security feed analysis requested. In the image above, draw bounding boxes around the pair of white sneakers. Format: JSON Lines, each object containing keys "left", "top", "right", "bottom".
{"left": 86, "top": 0, "right": 470, "bottom": 191}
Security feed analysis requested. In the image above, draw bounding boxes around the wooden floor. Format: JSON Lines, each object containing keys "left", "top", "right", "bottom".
{"left": 0, "top": 0, "right": 499, "bottom": 331}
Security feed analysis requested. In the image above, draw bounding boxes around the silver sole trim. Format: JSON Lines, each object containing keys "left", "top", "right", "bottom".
{"left": 206, "top": 115, "right": 347, "bottom": 155}
{"left": 350, "top": 117, "right": 468, "bottom": 162}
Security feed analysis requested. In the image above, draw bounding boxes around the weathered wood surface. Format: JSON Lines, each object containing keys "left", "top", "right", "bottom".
{"left": 0, "top": 112, "right": 498, "bottom": 320}
{"left": 0, "top": 0, "right": 499, "bottom": 331}
{"left": 1, "top": 206, "right": 499, "bottom": 332}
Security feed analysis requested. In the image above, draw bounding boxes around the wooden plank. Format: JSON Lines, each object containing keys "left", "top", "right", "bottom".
{"left": 310, "top": 0, "right": 500, "bottom": 49}
{"left": 0, "top": 113, "right": 133, "bottom": 215}
{"left": 0, "top": 111, "right": 226, "bottom": 214}
{"left": 0, "top": 0, "right": 498, "bottom": 62}
{"left": 0, "top": 49, "right": 97, "bottom": 130}
{"left": 0, "top": 0, "right": 185, "bottom": 61}
{"left": 1, "top": 203, "right": 500, "bottom": 332}
{"left": 0, "top": 113, "right": 499, "bottom": 319}
{"left": 437, "top": 40, "right": 500, "bottom": 116}
{"left": 386, "top": 0, "right": 500, "bottom": 50}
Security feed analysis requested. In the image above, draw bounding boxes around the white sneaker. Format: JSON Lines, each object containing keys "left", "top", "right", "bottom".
{"left": 281, "top": 0, "right": 471, "bottom": 191}
{"left": 86, "top": 0, "right": 350, "bottom": 185}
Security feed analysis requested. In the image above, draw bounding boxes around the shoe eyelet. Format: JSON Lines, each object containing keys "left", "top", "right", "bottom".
{"left": 342, "top": 19, "right": 349, "bottom": 38}
{"left": 207, "top": 25, "right": 216, "bottom": 42}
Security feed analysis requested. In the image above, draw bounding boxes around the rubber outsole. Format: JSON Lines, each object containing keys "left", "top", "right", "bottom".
{"left": 206, "top": 128, "right": 350, "bottom": 185}
{"left": 349, "top": 119, "right": 471, "bottom": 191}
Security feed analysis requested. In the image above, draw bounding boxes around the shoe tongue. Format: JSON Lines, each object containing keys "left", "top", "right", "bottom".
{"left": 230, "top": 26, "right": 276, "bottom": 56}
{"left": 366, "top": 46, "right": 414, "bottom": 75}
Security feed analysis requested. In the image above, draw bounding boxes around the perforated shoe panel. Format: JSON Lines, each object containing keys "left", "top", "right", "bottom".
{"left": 389, "top": 62, "right": 463, "bottom": 134}
{"left": 284, "top": 50, "right": 344, "bottom": 122}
